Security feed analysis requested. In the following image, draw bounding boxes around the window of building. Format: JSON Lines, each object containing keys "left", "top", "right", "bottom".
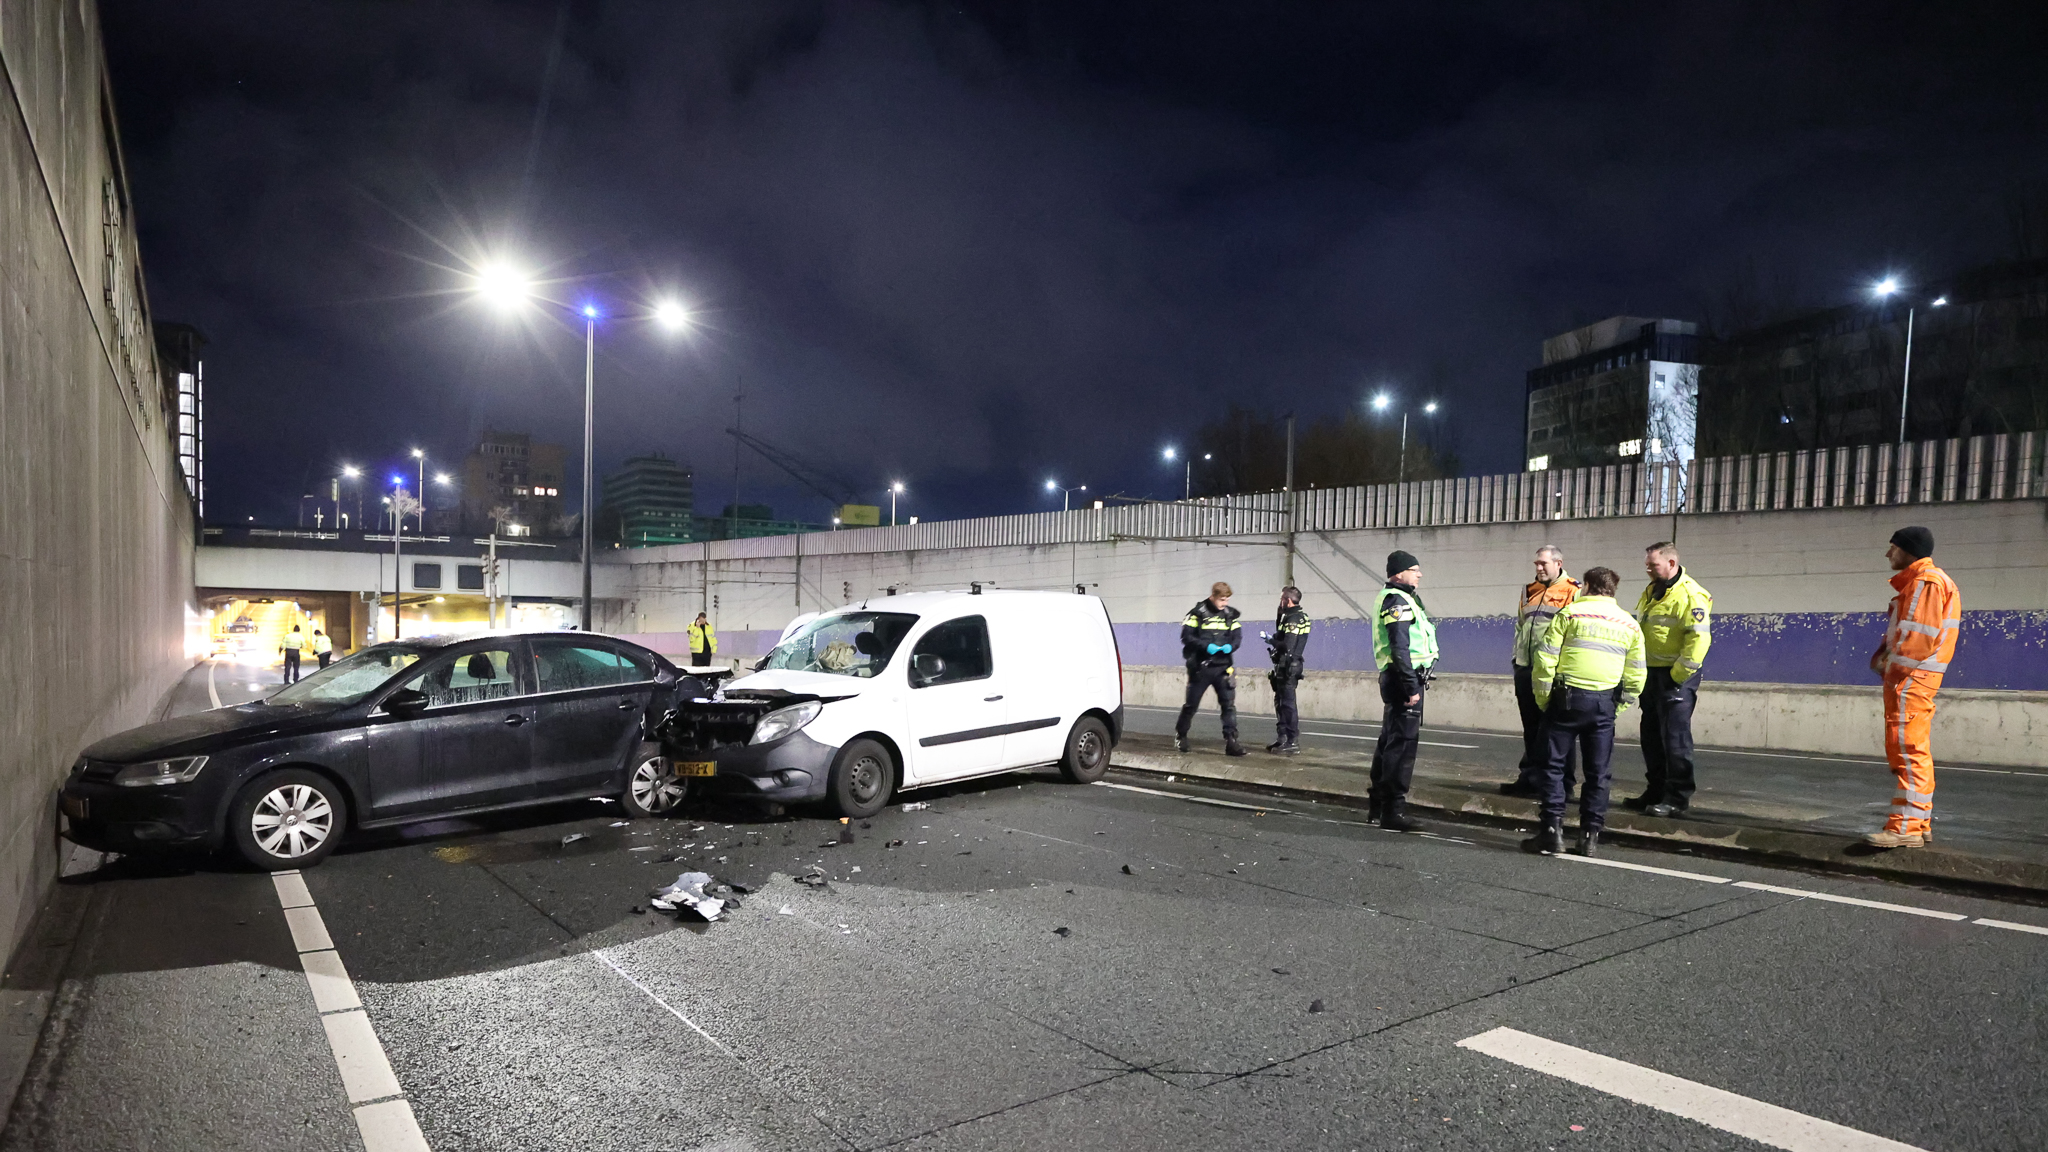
{"left": 1618, "top": 439, "right": 1643, "bottom": 457}
{"left": 1527, "top": 455, "right": 1551, "bottom": 472}
{"left": 413, "top": 563, "right": 442, "bottom": 589}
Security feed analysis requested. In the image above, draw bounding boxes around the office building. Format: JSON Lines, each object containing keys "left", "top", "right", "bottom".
{"left": 602, "top": 453, "right": 695, "bottom": 547}
{"left": 460, "top": 430, "right": 567, "bottom": 536}
{"left": 1524, "top": 317, "right": 1701, "bottom": 472}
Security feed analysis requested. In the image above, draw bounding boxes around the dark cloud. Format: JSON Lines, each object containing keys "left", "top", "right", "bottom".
{"left": 103, "top": 0, "right": 2048, "bottom": 524}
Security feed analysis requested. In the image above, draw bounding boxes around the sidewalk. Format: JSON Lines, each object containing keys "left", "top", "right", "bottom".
{"left": 1110, "top": 729, "right": 2048, "bottom": 898}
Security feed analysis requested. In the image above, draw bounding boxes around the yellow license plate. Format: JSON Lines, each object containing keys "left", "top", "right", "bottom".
{"left": 675, "top": 761, "right": 717, "bottom": 777}
{"left": 62, "top": 796, "right": 88, "bottom": 819}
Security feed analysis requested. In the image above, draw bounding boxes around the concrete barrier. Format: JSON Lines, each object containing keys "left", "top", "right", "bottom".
{"left": 1121, "top": 665, "right": 2047, "bottom": 768}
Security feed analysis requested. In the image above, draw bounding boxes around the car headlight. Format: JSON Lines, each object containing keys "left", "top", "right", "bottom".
{"left": 113, "top": 756, "right": 210, "bottom": 787}
{"left": 749, "top": 701, "right": 821, "bottom": 745}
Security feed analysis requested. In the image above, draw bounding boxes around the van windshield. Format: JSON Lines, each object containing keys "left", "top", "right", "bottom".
{"left": 762, "top": 612, "right": 918, "bottom": 678}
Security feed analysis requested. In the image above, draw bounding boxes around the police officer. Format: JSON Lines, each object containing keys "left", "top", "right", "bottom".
{"left": 1175, "top": 581, "right": 1247, "bottom": 757}
{"left": 1521, "top": 566, "right": 1646, "bottom": 857}
{"left": 688, "top": 612, "right": 718, "bottom": 668}
{"left": 280, "top": 625, "right": 305, "bottom": 684}
{"left": 1369, "top": 551, "right": 1432, "bottom": 831}
{"left": 312, "top": 628, "right": 334, "bottom": 669}
{"left": 1625, "top": 542, "right": 1713, "bottom": 818}
{"left": 1265, "top": 586, "right": 1311, "bottom": 754}
{"left": 1502, "top": 545, "right": 1580, "bottom": 799}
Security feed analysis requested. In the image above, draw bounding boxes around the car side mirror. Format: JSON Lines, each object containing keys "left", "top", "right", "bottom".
{"left": 383, "top": 687, "right": 430, "bottom": 716}
{"left": 911, "top": 653, "right": 945, "bottom": 686}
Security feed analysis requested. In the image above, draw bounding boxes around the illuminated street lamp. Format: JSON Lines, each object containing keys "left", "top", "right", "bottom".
{"left": 890, "top": 481, "right": 906, "bottom": 526}
{"left": 1873, "top": 277, "right": 1948, "bottom": 445}
{"left": 338, "top": 465, "right": 362, "bottom": 529}
{"left": 1161, "top": 446, "right": 1211, "bottom": 501}
{"left": 1046, "top": 479, "right": 1088, "bottom": 512}
{"left": 1371, "top": 392, "right": 1443, "bottom": 483}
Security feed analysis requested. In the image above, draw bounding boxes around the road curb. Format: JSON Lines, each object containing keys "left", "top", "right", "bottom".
{"left": 1111, "top": 735, "right": 2048, "bottom": 902}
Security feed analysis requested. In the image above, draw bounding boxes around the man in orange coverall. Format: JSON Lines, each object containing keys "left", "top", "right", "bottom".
{"left": 1864, "top": 526, "right": 1960, "bottom": 849}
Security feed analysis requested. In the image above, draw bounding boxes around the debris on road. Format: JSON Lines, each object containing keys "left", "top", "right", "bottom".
{"left": 648, "top": 872, "right": 735, "bottom": 922}
{"left": 779, "top": 906, "right": 793, "bottom": 915}
{"left": 561, "top": 833, "right": 588, "bottom": 845}
{"left": 1053, "top": 927, "right": 1072, "bottom": 937}
{"left": 1121, "top": 864, "right": 1134, "bottom": 875}
{"left": 886, "top": 839, "right": 905, "bottom": 848}
{"left": 850, "top": 866, "right": 862, "bottom": 873}
{"left": 630, "top": 905, "right": 646, "bottom": 915}
{"left": 609, "top": 821, "right": 630, "bottom": 827}
{"left": 902, "top": 801, "right": 931, "bottom": 812}
{"left": 1308, "top": 999, "right": 1326, "bottom": 1013}
{"left": 590, "top": 797, "right": 616, "bottom": 805}
{"left": 795, "top": 867, "right": 830, "bottom": 889}
{"left": 629, "top": 846, "right": 659, "bottom": 852}
{"left": 1272, "top": 968, "right": 1291, "bottom": 975}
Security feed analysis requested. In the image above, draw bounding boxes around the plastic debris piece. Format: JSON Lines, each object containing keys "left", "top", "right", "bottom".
{"left": 1121, "top": 864, "right": 1134, "bottom": 875}
{"left": 779, "top": 905, "right": 793, "bottom": 915}
{"left": 795, "top": 867, "right": 830, "bottom": 889}
{"left": 729, "top": 882, "right": 753, "bottom": 894}
{"left": 610, "top": 821, "right": 630, "bottom": 827}
{"left": 650, "top": 871, "right": 726, "bottom": 921}
{"left": 901, "top": 801, "right": 931, "bottom": 812}
{"left": 1053, "top": 927, "right": 1072, "bottom": 937}
{"left": 1272, "top": 968, "right": 1291, "bottom": 975}
{"left": 839, "top": 817, "right": 849, "bottom": 824}
{"left": 886, "top": 839, "right": 905, "bottom": 848}
{"left": 849, "top": 866, "right": 862, "bottom": 873}
{"left": 561, "top": 833, "right": 588, "bottom": 845}
{"left": 1308, "top": 999, "right": 1326, "bottom": 1013}
{"left": 1570, "top": 1125, "right": 1585, "bottom": 1132}
{"left": 630, "top": 846, "right": 659, "bottom": 852}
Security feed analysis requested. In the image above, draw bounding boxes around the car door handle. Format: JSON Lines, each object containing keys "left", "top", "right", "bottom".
{"left": 984, "top": 695, "right": 1004, "bottom": 702}
{"left": 503, "top": 714, "right": 528, "bottom": 726}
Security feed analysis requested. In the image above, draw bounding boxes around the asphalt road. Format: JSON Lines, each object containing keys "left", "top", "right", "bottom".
{"left": 1130, "top": 700, "right": 2048, "bottom": 864}
{"left": 5, "top": 661, "right": 2048, "bottom": 1151}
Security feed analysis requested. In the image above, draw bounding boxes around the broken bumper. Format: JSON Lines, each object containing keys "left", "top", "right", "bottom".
{"left": 690, "top": 731, "right": 838, "bottom": 803}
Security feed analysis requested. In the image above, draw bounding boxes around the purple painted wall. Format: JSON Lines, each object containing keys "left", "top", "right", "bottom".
{"left": 1113, "top": 610, "right": 2048, "bottom": 691}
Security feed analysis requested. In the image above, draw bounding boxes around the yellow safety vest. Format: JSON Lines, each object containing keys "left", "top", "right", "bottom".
{"left": 688, "top": 621, "right": 717, "bottom": 654}
{"left": 1532, "top": 595, "right": 1647, "bottom": 711}
{"left": 1633, "top": 570, "right": 1712, "bottom": 682}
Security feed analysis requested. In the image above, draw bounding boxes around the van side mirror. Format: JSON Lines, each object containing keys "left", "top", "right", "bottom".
{"left": 911, "top": 653, "right": 946, "bottom": 686}
{"left": 383, "top": 687, "right": 430, "bottom": 716}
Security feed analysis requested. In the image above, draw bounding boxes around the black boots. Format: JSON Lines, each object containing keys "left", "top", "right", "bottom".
{"left": 1174, "top": 735, "right": 1190, "bottom": 753}
{"left": 1498, "top": 780, "right": 1541, "bottom": 798}
{"left": 1521, "top": 819, "right": 1564, "bottom": 855}
{"left": 1574, "top": 827, "right": 1600, "bottom": 857}
{"left": 1266, "top": 740, "right": 1298, "bottom": 755}
{"left": 1378, "top": 800, "right": 1421, "bottom": 832}
{"left": 1224, "top": 738, "right": 1249, "bottom": 758}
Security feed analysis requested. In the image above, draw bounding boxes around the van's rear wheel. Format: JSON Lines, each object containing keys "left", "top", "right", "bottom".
{"left": 1059, "top": 716, "right": 1112, "bottom": 784}
{"left": 828, "top": 738, "right": 895, "bottom": 819}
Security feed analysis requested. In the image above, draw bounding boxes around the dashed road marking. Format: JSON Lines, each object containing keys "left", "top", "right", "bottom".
{"left": 1730, "top": 880, "right": 1971, "bottom": 921}
{"left": 269, "top": 871, "right": 431, "bottom": 1151}
{"left": 1298, "top": 730, "right": 1481, "bottom": 748}
{"left": 206, "top": 659, "right": 223, "bottom": 709}
{"left": 1094, "top": 781, "right": 1283, "bottom": 812}
{"left": 1457, "top": 1026, "right": 1929, "bottom": 1151}
{"left": 1554, "top": 854, "right": 1733, "bottom": 884}
{"left": 1975, "top": 917, "right": 2048, "bottom": 936}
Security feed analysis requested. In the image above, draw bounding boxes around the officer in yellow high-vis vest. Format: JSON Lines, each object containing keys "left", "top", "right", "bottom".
{"left": 280, "top": 625, "right": 305, "bottom": 684}
{"left": 1369, "top": 550, "right": 1433, "bottom": 832}
{"left": 1522, "top": 566, "right": 1646, "bottom": 857}
{"left": 688, "top": 612, "right": 717, "bottom": 668}
{"left": 1625, "top": 542, "right": 1713, "bottom": 818}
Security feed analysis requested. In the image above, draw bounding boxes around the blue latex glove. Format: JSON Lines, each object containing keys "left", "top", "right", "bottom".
{"left": 1206, "top": 643, "right": 1233, "bottom": 655}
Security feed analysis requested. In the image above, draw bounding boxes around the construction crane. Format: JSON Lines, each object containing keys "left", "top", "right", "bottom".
{"left": 725, "top": 428, "right": 863, "bottom": 513}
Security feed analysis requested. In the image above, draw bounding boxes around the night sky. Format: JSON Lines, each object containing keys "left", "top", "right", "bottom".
{"left": 102, "top": 1, "right": 2048, "bottom": 527}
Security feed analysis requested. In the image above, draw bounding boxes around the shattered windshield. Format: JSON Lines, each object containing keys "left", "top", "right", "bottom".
{"left": 268, "top": 645, "right": 424, "bottom": 706}
{"left": 761, "top": 612, "right": 917, "bottom": 678}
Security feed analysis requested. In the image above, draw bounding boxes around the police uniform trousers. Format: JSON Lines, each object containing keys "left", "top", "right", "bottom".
{"left": 691, "top": 649, "right": 714, "bottom": 668}
{"left": 283, "top": 649, "right": 301, "bottom": 683}
{"left": 1176, "top": 663, "right": 1238, "bottom": 740}
{"left": 1539, "top": 687, "right": 1617, "bottom": 830}
{"left": 1272, "top": 674, "right": 1300, "bottom": 742}
{"left": 1639, "top": 666, "right": 1699, "bottom": 808}
{"left": 1369, "top": 671, "right": 1424, "bottom": 804}
{"left": 317, "top": 651, "right": 331, "bottom": 669}
{"left": 1512, "top": 663, "right": 1577, "bottom": 794}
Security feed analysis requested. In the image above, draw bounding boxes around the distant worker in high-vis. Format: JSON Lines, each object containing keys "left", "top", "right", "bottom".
{"left": 1864, "top": 526, "right": 1960, "bottom": 849}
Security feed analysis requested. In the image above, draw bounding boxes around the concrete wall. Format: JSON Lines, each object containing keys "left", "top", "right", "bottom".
{"left": 195, "top": 545, "right": 590, "bottom": 601}
{"left": 600, "top": 498, "right": 2047, "bottom": 764}
{"left": 2, "top": 3, "right": 196, "bottom": 953}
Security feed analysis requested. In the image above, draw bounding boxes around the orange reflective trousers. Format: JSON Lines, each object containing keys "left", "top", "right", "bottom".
{"left": 1881, "top": 671, "right": 1938, "bottom": 835}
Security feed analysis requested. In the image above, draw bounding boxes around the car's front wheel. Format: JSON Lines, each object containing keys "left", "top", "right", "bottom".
{"left": 828, "top": 738, "right": 895, "bottom": 819}
{"left": 229, "top": 768, "right": 347, "bottom": 870}
{"left": 621, "top": 746, "right": 689, "bottom": 817}
{"left": 1058, "top": 715, "right": 1112, "bottom": 783}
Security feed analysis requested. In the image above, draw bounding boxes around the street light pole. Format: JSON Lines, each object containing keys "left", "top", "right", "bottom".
{"left": 1897, "top": 304, "right": 1916, "bottom": 446}
{"left": 581, "top": 313, "right": 595, "bottom": 632}
{"left": 890, "top": 482, "right": 905, "bottom": 526}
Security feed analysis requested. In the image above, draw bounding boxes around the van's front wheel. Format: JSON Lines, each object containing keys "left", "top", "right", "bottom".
{"left": 828, "top": 738, "right": 895, "bottom": 819}
{"left": 1058, "top": 716, "right": 1112, "bottom": 784}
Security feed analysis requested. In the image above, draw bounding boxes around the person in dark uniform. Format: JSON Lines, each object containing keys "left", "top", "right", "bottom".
{"left": 1369, "top": 551, "right": 1434, "bottom": 831}
{"left": 1175, "top": 581, "right": 1247, "bottom": 757}
{"left": 1266, "top": 587, "right": 1311, "bottom": 754}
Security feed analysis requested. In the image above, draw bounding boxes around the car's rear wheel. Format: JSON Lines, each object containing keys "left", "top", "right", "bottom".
{"left": 1058, "top": 715, "right": 1112, "bottom": 784}
{"left": 828, "top": 738, "right": 895, "bottom": 819}
{"left": 621, "top": 747, "right": 689, "bottom": 817}
{"left": 230, "top": 768, "right": 347, "bottom": 870}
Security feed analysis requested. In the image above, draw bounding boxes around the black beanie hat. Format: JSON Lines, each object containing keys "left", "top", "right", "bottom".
{"left": 1890, "top": 526, "right": 1934, "bottom": 559}
{"left": 1386, "top": 549, "right": 1421, "bottom": 578}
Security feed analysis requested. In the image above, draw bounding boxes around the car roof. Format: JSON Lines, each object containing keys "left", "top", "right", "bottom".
{"left": 360, "top": 631, "right": 660, "bottom": 653}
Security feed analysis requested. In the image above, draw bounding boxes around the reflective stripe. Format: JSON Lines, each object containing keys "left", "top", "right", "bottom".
{"left": 1676, "top": 657, "right": 1702, "bottom": 670}
{"left": 1896, "top": 620, "right": 1940, "bottom": 637}
{"left": 1890, "top": 655, "right": 1948, "bottom": 672}
{"left": 1683, "top": 623, "right": 1710, "bottom": 634}
{"left": 1538, "top": 643, "right": 1560, "bottom": 655}
{"left": 1894, "top": 789, "right": 1934, "bottom": 804}
{"left": 1641, "top": 613, "right": 1686, "bottom": 625}
{"left": 1564, "top": 638, "right": 1629, "bottom": 655}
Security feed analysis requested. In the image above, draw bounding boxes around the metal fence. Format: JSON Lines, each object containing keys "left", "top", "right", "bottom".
{"left": 642, "top": 431, "right": 2046, "bottom": 563}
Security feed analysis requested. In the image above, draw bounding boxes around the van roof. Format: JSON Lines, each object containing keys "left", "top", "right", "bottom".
{"left": 830, "top": 589, "right": 1098, "bottom": 614}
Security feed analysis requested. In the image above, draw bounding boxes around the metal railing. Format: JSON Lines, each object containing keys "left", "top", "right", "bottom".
{"left": 623, "top": 431, "right": 2046, "bottom": 563}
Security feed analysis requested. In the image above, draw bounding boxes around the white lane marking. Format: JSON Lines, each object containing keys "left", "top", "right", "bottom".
{"left": 1554, "top": 854, "right": 1732, "bottom": 884}
{"left": 1972, "top": 917, "right": 2048, "bottom": 936}
{"left": 301, "top": 949, "right": 364, "bottom": 1013}
{"left": 270, "top": 872, "right": 432, "bottom": 1150}
{"left": 1300, "top": 730, "right": 1481, "bottom": 748}
{"left": 595, "top": 951, "right": 745, "bottom": 1063}
{"left": 322, "top": 1009, "right": 406, "bottom": 1102}
{"left": 1457, "top": 1027, "right": 1929, "bottom": 1152}
{"left": 1731, "top": 881, "right": 1970, "bottom": 921}
{"left": 272, "top": 872, "right": 315, "bottom": 909}
{"left": 207, "top": 659, "right": 223, "bottom": 709}
{"left": 1947, "top": 766, "right": 2048, "bottom": 778}
{"left": 1094, "top": 781, "right": 1283, "bottom": 812}
{"left": 352, "top": 1099, "right": 432, "bottom": 1152}
{"left": 284, "top": 905, "right": 336, "bottom": 951}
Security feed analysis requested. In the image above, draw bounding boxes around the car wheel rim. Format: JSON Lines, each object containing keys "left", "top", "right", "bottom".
{"left": 251, "top": 783, "right": 333, "bottom": 859}
{"left": 631, "top": 757, "right": 685, "bottom": 812}
{"left": 1077, "top": 729, "right": 1104, "bottom": 770}
{"left": 848, "top": 755, "right": 885, "bottom": 804}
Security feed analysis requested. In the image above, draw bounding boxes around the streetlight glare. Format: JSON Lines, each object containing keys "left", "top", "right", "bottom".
{"left": 434, "top": 472, "right": 452, "bottom": 484}
{"left": 410, "top": 448, "right": 423, "bottom": 459}
{"left": 580, "top": 303, "right": 601, "bottom": 320}
{"left": 891, "top": 481, "right": 905, "bottom": 493}
{"left": 653, "top": 300, "right": 689, "bottom": 331}
{"left": 1045, "top": 479, "right": 1057, "bottom": 491}
{"left": 1424, "top": 401, "right": 1439, "bottom": 415}
{"left": 1162, "top": 446, "right": 1176, "bottom": 461}
{"left": 476, "top": 263, "right": 531, "bottom": 310}
{"left": 1931, "top": 295, "right": 1949, "bottom": 307}
{"left": 1372, "top": 393, "right": 1391, "bottom": 412}
{"left": 341, "top": 465, "right": 360, "bottom": 478}
{"left": 1874, "top": 277, "right": 1900, "bottom": 297}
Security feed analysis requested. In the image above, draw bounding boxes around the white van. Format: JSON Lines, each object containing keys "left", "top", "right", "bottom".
{"left": 671, "top": 590, "right": 1124, "bottom": 817}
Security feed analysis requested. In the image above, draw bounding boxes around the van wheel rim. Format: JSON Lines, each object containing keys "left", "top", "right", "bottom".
{"left": 1076, "top": 729, "right": 1105, "bottom": 769}
{"left": 631, "top": 758, "right": 686, "bottom": 812}
{"left": 251, "top": 784, "right": 333, "bottom": 858}
{"left": 848, "top": 755, "right": 885, "bottom": 804}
